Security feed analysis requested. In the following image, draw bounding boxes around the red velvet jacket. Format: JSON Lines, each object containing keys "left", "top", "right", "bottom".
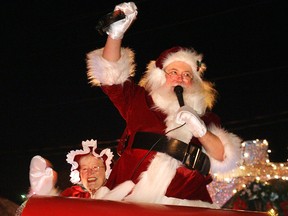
{"left": 102, "top": 81, "right": 220, "bottom": 203}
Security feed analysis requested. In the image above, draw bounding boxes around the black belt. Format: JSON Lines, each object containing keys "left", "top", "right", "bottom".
{"left": 133, "top": 132, "right": 210, "bottom": 176}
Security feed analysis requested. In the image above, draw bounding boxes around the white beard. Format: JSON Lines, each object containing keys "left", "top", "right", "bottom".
{"left": 150, "top": 84, "right": 206, "bottom": 143}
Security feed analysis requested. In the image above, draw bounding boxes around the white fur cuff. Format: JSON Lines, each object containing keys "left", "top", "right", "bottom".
{"left": 206, "top": 124, "right": 242, "bottom": 174}
{"left": 102, "top": 180, "right": 135, "bottom": 201}
{"left": 86, "top": 47, "right": 135, "bottom": 86}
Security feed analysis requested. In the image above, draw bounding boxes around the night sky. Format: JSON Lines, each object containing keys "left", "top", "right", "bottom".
{"left": 1, "top": 0, "right": 288, "bottom": 205}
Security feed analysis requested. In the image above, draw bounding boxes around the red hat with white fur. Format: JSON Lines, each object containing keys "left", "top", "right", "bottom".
{"left": 139, "top": 46, "right": 215, "bottom": 110}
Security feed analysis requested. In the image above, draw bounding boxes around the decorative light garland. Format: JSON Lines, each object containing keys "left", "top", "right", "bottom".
{"left": 207, "top": 139, "right": 288, "bottom": 208}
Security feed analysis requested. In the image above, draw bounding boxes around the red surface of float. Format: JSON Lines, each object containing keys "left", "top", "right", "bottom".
{"left": 21, "top": 196, "right": 268, "bottom": 216}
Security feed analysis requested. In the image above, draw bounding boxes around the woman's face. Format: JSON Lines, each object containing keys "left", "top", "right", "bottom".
{"left": 164, "top": 61, "right": 193, "bottom": 88}
{"left": 79, "top": 154, "right": 106, "bottom": 194}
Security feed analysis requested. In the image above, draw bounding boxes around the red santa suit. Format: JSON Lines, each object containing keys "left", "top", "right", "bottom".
{"left": 86, "top": 46, "right": 242, "bottom": 207}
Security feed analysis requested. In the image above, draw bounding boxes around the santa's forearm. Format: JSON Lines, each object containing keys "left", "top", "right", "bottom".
{"left": 103, "top": 36, "right": 122, "bottom": 62}
{"left": 202, "top": 124, "right": 242, "bottom": 174}
{"left": 199, "top": 131, "right": 224, "bottom": 161}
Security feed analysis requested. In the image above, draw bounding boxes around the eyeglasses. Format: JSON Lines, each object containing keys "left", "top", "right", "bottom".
{"left": 164, "top": 70, "right": 193, "bottom": 81}
{"left": 80, "top": 166, "right": 105, "bottom": 173}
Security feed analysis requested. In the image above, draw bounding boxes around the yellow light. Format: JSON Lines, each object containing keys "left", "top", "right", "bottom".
{"left": 224, "top": 177, "right": 231, "bottom": 182}
{"left": 267, "top": 208, "right": 277, "bottom": 216}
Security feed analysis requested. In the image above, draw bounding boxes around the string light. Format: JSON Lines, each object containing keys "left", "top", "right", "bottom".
{"left": 21, "top": 194, "right": 27, "bottom": 200}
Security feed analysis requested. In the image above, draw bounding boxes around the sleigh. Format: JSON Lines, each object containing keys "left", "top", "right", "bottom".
{"left": 20, "top": 195, "right": 268, "bottom": 216}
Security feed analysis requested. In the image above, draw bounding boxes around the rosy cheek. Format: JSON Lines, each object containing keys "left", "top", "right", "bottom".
{"left": 182, "top": 79, "right": 192, "bottom": 85}
{"left": 165, "top": 78, "right": 174, "bottom": 85}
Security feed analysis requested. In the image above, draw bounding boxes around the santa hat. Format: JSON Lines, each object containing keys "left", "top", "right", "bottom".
{"left": 66, "top": 140, "right": 114, "bottom": 184}
{"left": 139, "top": 46, "right": 216, "bottom": 110}
{"left": 156, "top": 46, "right": 205, "bottom": 74}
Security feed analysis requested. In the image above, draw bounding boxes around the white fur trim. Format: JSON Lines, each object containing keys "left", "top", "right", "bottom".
{"left": 124, "top": 153, "right": 181, "bottom": 203}
{"left": 161, "top": 196, "right": 220, "bottom": 209}
{"left": 139, "top": 48, "right": 203, "bottom": 92}
{"left": 205, "top": 124, "right": 242, "bottom": 174}
{"left": 139, "top": 62, "right": 216, "bottom": 111}
{"left": 86, "top": 47, "right": 135, "bottom": 86}
{"left": 162, "top": 49, "right": 203, "bottom": 81}
{"left": 139, "top": 61, "right": 166, "bottom": 93}
{"left": 96, "top": 184, "right": 219, "bottom": 209}
{"left": 102, "top": 181, "right": 135, "bottom": 201}
{"left": 96, "top": 154, "right": 220, "bottom": 209}
{"left": 91, "top": 186, "right": 110, "bottom": 199}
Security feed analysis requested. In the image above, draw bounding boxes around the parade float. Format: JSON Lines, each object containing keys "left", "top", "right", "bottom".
{"left": 15, "top": 139, "right": 287, "bottom": 216}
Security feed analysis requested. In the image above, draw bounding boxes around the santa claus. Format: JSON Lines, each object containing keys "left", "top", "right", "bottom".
{"left": 87, "top": 2, "right": 242, "bottom": 208}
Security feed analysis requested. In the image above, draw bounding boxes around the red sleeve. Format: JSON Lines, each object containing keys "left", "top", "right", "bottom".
{"left": 101, "top": 80, "right": 141, "bottom": 120}
{"left": 202, "top": 112, "right": 221, "bottom": 127}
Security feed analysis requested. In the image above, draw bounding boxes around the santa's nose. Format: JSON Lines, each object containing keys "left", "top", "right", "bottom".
{"left": 175, "top": 75, "right": 184, "bottom": 82}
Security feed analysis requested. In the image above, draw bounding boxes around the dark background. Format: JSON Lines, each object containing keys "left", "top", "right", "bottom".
{"left": 1, "top": 0, "right": 287, "bottom": 205}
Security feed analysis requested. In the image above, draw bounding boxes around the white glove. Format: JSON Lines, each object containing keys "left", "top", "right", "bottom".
{"left": 107, "top": 2, "right": 138, "bottom": 39}
{"left": 29, "top": 155, "right": 57, "bottom": 196}
{"left": 176, "top": 105, "right": 207, "bottom": 138}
